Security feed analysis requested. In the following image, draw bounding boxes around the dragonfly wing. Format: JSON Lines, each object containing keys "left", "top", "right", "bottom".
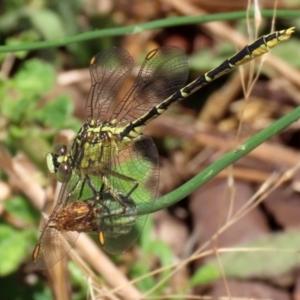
{"left": 112, "top": 46, "right": 188, "bottom": 123}
{"left": 86, "top": 47, "right": 134, "bottom": 123}
{"left": 33, "top": 224, "right": 79, "bottom": 269}
{"left": 100, "top": 135, "right": 159, "bottom": 254}
{"left": 33, "top": 168, "right": 90, "bottom": 268}
{"left": 101, "top": 218, "right": 147, "bottom": 255}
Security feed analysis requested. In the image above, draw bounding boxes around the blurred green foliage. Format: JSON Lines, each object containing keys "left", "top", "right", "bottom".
{"left": 0, "top": 1, "right": 121, "bottom": 298}
{"left": 0, "top": 55, "right": 80, "bottom": 299}
{"left": 190, "top": 231, "right": 300, "bottom": 287}
{"left": 0, "top": 224, "right": 35, "bottom": 275}
{"left": 0, "top": 57, "right": 79, "bottom": 166}
{"left": 0, "top": 1, "right": 87, "bottom": 298}
{"left": 0, "top": 0, "right": 299, "bottom": 299}
{"left": 130, "top": 216, "right": 175, "bottom": 295}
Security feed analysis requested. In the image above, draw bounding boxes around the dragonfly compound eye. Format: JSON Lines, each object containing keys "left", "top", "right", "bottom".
{"left": 46, "top": 153, "right": 57, "bottom": 174}
{"left": 52, "top": 144, "right": 67, "bottom": 155}
{"left": 56, "top": 162, "right": 72, "bottom": 182}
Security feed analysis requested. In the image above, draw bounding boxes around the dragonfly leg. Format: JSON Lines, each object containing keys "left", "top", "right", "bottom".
{"left": 101, "top": 170, "right": 138, "bottom": 212}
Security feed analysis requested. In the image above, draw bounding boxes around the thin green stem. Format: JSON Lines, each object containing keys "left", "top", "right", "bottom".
{"left": 137, "top": 106, "right": 300, "bottom": 215}
{"left": 0, "top": 9, "right": 298, "bottom": 53}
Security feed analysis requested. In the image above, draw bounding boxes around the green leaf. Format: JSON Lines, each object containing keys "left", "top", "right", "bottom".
{"left": 13, "top": 59, "right": 55, "bottom": 95}
{"left": 4, "top": 30, "right": 40, "bottom": 59}
{"left": 271, "top": 38, "right": 300, "bottom": 67}
{"left": 190, "top": 263, "right": 220, "bottom": 286}
{"left": 189, "top": 42, "right": 234, "bottom": 71}
{"left": 132, "top": 215, "right": 174, "bottom": 293}
{"left": 68, "top": 261, "right": 88, "bottom": 300}
{"left": 139, "top": 214, "right": 153, "bottom": 252}
{"left": 221, "top": 231, "right": 300, "bottom": 280}
{"left": 130, "top": 260, "right": 155, "bottom": 292}
{"left": 0, "top": 8, "right": 23, "bottom": 33}
{"left": 0, "top": 224, "right": 35, "bottom": 275}
{"left": 150, "top": 240, "right": 173, "bottom": 268}
{"left": 3, "top": 96, "right": 38, "bottom": 123}
{"left": 18, "top": 129, "right": 52, "bottom": 172}
{"left": 2, "top": 58, "right": 56, "bottom": 122}
{"left": 32, "top": 287, "right": 53, "bottom": 300}
{"left": 27, "top": 8, "right": 66, "bottom": 40}
{"left": 9, "top": 124, "right": 26, "bottom": 137}
{"left": 3, "top": 195, "right": 39, "bottom": 223}
{"left": 34, "top": 94, "right": 73, "bottom": 129}
{"left": 191, "top": 231, "right": 300, "bottom": 287}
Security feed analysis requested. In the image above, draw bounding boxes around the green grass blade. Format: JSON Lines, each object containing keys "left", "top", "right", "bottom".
{"left": 138, "top": 105, "right": 300, "bottom": 215}
{"left": 0, "top": 10, "right": 298, "bottom": 53}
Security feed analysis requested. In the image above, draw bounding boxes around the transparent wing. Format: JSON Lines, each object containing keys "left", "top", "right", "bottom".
{"left": 33, "top": 173, "right": 85, "bottom": 269}
{"left": 101, "top": 135, "right": 159, "bottom": 254}
{"left": 86, "top": 47, "right": 133, "bottom": 123}
{"left": 33, "top": 226, "right": 79, "bottom": 270}
{"left": 35, "top": 46, "right": 180, "bottom": 266}
{"left": 111, "top": 46, "right": 188, "bottom": 123}
{"left": 33, "top": 135, "right": 158, "bottom": 265}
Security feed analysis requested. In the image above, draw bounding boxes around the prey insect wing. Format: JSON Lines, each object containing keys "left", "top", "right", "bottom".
{"left": 33, "top": 224, "right": 79, "bottom": 269}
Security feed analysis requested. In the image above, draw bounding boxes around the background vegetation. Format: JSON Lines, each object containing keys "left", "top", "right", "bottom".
{"left": 0, "top": 1, "right": 300, "bottom": 299}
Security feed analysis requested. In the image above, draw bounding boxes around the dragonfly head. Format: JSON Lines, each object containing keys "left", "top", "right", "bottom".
{"left": 47, "top": 144, "right": 71, "bottom": 182}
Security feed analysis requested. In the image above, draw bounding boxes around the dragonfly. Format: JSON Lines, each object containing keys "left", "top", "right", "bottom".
{"left": 32, "top": 27, "right": 294, "bottom": 269}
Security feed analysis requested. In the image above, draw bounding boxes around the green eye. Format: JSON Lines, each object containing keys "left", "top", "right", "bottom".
{"left": 46, "top": 153, "right": 56, "bottom": 174}
{"left": 56, "top": 162, "right": 72, "bottom": 182}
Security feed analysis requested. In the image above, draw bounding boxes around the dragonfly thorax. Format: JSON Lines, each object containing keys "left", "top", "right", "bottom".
{"left": 46, "top": 120, "right": 129, "bottom": 183}
{"left": 70, "top": 120, "right": 127, "bottom": 175}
